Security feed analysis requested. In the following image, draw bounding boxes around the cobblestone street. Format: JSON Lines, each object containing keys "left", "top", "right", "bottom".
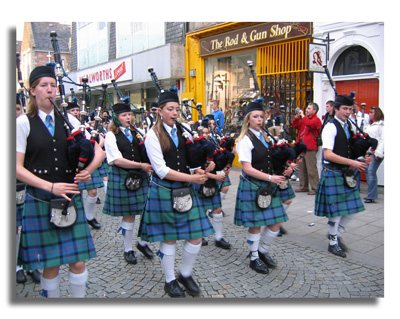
{"left": 15, "top": 167, "right": 384, "bottom": 299}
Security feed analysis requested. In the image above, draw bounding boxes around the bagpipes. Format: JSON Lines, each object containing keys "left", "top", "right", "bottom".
{"left": 200, "top": 116, "right": 235, "bottom": 171}
{"left": 247, "top": 60, "right": 307, "bottom": 183}
{"left": 111, "top": 79, "right": 150, "bottom": 163}
{"left": 147, "top": 66, "right": 218, "bottom": 169}
{"left": 16, "top": 53, "right": 27, "bottom": 114}
{"left": 49, "top": 31, "right": 95, "bottom": 171}
{"left": 324, "top": 68, "right": 378, "bottom": 159}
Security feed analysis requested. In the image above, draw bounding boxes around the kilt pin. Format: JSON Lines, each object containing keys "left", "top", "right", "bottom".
{"left": 314, "top": 167, "right": 365, "bottom": 218}
{"left": 234, "top": 173, "right": 288, "bottom": 228}
{"left": 17, "top": 187, "right": 96, "bottom": 271}
{"left": 102, "top": 165, "right": 149, "bottom": 217}
{"left": 138, "top": 176, "right": 215, "bottom": 243}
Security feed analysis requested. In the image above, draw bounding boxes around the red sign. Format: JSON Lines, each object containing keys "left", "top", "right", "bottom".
{"left": 113, "top": 61, "right": 126, "bottom": 81}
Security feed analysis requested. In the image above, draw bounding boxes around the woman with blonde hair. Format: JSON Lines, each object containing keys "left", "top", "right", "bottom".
{"left": 234, "top": 100, "right": 291, "bottom": 274}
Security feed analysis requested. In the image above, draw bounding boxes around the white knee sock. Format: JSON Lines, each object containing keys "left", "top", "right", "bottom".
{"left": 338, "top": 215, "right": 354, "bottom": 238}
{"left": 68, "top": 268, "right": 88, "bottom": 298}
{"left": 103, "top": 180, "right": 108, "bottom": 193}
{"left": 41, "top": 275, "right": 60, "bottom": 298}
{"left": 179, "top": 241, "right": 201, "bottom": 277}
{"left": 159, "top": 242, "right": 176, "bottom": 283}
{"left": 220, "top": 192, "right": 227, "bottom": 201}
{"left": 328, "top": 216, "right": 341, "bottom": 244}
{"left": 213, "top": 212, "right": 223, "bottom": 241}
{"left": 120, "top": 220, "right": 135, "bottom": 252}
{"left": 85, "top": 194, "right": 97, "bottom": 221}
{"left": 247, "top": 231, "right": 261, "bottom": 261}
{"left": 282, "top": 203, "right": 289, "bottom": 212}
{"left": 259, "top": 226, "right": 279, "bottom": 254}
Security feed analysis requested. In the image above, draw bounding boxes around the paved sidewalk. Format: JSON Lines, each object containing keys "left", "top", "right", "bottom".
{"left": 15, "top": 167, "right": 384, "bottom": 299}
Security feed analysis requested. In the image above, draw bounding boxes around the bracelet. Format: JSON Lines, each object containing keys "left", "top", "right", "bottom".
{"left": 268, "top": 174, "right": 272, "bottom": 182}
{"left": 50, "top": 183, "right": 54, "bottom": 194}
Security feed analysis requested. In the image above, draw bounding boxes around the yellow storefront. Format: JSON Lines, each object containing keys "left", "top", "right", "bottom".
{"left": 183, "top": 22, "right": 313, "bottom": 166}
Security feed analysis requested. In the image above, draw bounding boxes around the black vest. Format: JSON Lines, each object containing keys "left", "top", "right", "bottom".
{"left": 248, "top": 131, "right": 273, "bottom": 175}
{"left": 153, "top": 125, "right": 190, "bottom": 182}
{"left": 330, "top": 118, "right": 354, "bottom": 169}
{"left": 115, "top": 129, "right": 142, "bottom": 163}
{"left": 24, "top": 114, "right": 75, "bottom": 183}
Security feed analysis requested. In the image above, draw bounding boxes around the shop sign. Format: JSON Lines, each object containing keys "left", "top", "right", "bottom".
{"left": 200, "top": 22, "right": 312, "bottom": 56}
{"left": 77, "top": 58, "right": 132, "bottom": 86}
{"left": 308, "top": 43, "right": 327, "bottom": 73}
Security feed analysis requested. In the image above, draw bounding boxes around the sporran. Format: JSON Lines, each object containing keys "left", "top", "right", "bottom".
{"left": 172, "top": 187, "right": 193, "bottom": 213}
{"left": 49, "top": 197, "right": 77, "bottom": 228}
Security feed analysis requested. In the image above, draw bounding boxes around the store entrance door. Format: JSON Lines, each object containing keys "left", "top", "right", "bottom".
{"left": 336, "top": 78, "right": 380, "bottom": 181}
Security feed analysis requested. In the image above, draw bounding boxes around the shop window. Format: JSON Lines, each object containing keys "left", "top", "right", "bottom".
{"left": 333, "top": 46, "right": 375, "bottom": 76}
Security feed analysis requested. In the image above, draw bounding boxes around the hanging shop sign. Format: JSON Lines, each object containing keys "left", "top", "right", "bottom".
{"left": 200, "top": 22, "right": 312, "bottom": 57}
{"left": 308, "top": 43, "right": 327, "bottom": 73}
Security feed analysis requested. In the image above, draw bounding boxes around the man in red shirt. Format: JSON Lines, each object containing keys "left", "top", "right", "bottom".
{"left": 292, "top": 103, "right": 322, "bottom": 195}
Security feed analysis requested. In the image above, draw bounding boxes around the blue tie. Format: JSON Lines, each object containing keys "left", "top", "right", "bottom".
{"left": 343, "top": 123, "right": 350, "bottom": 139}
{"left": 259, "top": 132, "right": 269, "bottom": 148}
{"left": 125, "top": 128, "right": 133, "bottom": 143}
{"left": 45, "top": 115, "right": 54, "bottom": 136}
{"left": 171, "top": 127, "right": 179, "bottom": 147}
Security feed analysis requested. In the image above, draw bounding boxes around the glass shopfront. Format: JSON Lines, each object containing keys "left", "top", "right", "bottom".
{"left": 204, "top": 49, "right": 257, "bottom": 136}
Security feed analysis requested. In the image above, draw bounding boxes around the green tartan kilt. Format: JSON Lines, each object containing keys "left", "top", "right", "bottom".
{"left": 277, "top": 180, "right": 296, "bottom": 202}
{"left": 234, "top": 173, "right": 288, "bottom": 228}
{"left": 98, "top": 159, "right": 110, "bottom": 178}
{"left": 314, "top": 167, "right": 365, "bottom": 218}
{"left": 193, "top": 181, "right": 222, "bottom": 211}
{"left": 102, "top": 165, "right": 149, "bottom": 217}
{"left": 18, "top": 187, "right": 96, "bottom": 271}
{"left": 138, "top": 176, "right": 215, "bottom": 243}
{"left": 78, "top": 168, "right": 104, "bottom": 190}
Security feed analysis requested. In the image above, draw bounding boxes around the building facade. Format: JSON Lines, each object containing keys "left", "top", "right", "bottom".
{"left": 313, "top": 22, "right": 384, "bottom": 184}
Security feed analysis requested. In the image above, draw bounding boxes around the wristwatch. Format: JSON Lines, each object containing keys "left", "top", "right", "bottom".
{"left": 268, "top": 174, "right": 272, "bottom": 182}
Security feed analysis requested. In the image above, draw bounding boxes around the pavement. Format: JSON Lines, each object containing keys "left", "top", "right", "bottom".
{"left": 15, "top": 166, "right": 384, "bottom": 299}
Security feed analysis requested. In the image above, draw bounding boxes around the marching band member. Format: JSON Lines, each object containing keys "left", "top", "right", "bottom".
{"left": 103, "top": 102, "right": 155, "bottom": 264}
{"left": 315, "top": 94, "right": 371, "bottom": 257}
{"left": 16, "top": 65, "right": 104, "bottom": 297}
{"left": 67, "top": 100, "right": 103, "bottom": 229}
{"left": 234, "top": 101, "right": 290, "bottom": 274}
{"left": 198, "top": 116, "right": 231, "bottom": 249}
{"left": 138, "top": 90, "right": 215, "bottom": 297}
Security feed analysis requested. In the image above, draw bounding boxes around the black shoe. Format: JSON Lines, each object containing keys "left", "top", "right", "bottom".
{"left": 201, "top": 238, "right": 208, "bottom": 246}
{"left": 364, "top": 198, "right": 376, "bottom": 203}
{"left": 326, "top": 234, "right": 348, "bottom": 252}
{"left": 328, "top": 243, "right": 346, "bottom": 258}
{"left": 124, "top": 250, "right": 138, "bottom": 264}
{"left": 164, "top": 279, "right": 186, "bottom": 298}
{"left": 96, "top": 197, "right": 101, "bottom": 204}
{"left": 249, "top": 258, "right": 270, "bottom": 274}
{"left": 258, "top": 250, "right": 277, "bottom": 268}
{"left": 16, "top": 269, "right": 27, "bottom": 284}
{"left": 27, "top": 269, "right": 41, "bottom": 283}
{"left": 279, "top": 226, "right": 287, "bottom": 235}
{"left": 178, "top": 273, "right": 201, "bottom": 297}
{"left": 87, "top": 218, "right": 101, "bottom": 229}
{"left": 136, "top": 243, "right": 154, "bottom": 259}
{"left": 215, "top": 238, "right": 231, "bottom": 250}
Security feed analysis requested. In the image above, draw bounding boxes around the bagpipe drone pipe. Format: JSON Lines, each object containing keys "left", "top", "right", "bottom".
{"left": 49, "top": 31, "right": 95, "bottom": 171}
{"left": 147, "top": 66, "right": 217, "bottom": 169}
{"left": 111, "top": 79, "right": 150, "bottom": 164}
